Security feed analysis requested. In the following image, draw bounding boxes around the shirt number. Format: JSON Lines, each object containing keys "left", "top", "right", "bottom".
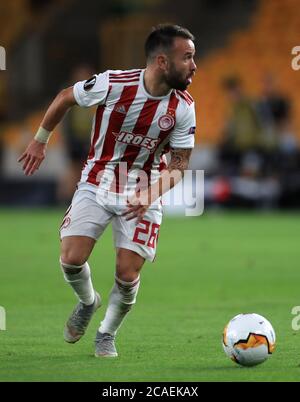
{"left": 133, "top": 219, "right": 160, "bottom": 249}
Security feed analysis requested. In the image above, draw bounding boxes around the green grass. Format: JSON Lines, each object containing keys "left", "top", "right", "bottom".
{"left": 0, "top": 209, "right": 300, "bottom": 382}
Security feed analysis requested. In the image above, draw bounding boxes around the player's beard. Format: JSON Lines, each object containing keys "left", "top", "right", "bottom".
{"left": 164, "top": 61, "right": 190, "bottom": 91}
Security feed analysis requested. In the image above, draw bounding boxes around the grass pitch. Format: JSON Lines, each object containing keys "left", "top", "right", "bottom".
{"left": 0, "top": 209, "right": 299, "bottom": 382}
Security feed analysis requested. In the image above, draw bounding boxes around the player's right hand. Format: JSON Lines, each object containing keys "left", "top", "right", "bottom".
{"left": 18, "top": 139, "right": 46, "bottom": 176}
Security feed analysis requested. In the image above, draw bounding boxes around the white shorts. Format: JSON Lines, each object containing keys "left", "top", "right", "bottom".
{"left": 60, "top": 188, "right": 163, "bottom": 262}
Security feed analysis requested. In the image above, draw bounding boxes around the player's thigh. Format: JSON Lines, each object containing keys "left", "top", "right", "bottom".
{"left": 59, "top": 189, "right": 113, "bottom": 265}
{"left": 112, "top": 205, "right": 162, "bottom": 265}
{"left": 115, "top": 247, "right": 145, "bottom": 282}
{"left": 60, "top": 235, "right": 96, "bottom": 266}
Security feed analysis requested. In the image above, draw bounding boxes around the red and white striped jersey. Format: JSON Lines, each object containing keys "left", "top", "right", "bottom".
{"left": 73, "top": 69, "right": 196, "bottom": 194}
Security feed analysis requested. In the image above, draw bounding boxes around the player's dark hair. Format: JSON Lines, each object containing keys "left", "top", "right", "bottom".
{"left": 145, "top": 24, "right": 195, "bottom": 61}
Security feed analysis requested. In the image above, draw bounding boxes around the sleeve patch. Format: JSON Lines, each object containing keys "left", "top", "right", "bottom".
{"left": 83, "top": 75, "right": 97, "bottom": 91}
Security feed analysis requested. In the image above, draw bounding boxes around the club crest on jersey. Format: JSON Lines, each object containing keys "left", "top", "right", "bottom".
{"left": 113, "top": 131, "right": 160, "bottom": 153}
{"left": 158, "top": 114, "right": 175, "bottom": 131}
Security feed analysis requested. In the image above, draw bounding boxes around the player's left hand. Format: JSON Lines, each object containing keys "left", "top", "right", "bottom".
{"left": 123, "top": 191, "right": 150, "bottom": 222}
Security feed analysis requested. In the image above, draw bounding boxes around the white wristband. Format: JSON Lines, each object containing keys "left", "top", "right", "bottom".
{"left": 34, "top": 126, "right": 52, "bottom": 144}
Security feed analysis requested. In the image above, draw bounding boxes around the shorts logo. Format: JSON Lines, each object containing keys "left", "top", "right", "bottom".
{"left": 158, "top": 114, "right": 175, "bottom": 131}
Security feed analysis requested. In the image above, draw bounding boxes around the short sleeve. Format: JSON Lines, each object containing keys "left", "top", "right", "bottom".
{"left": 73, "top": 71, "right": 109, "bottom": 107}
{"left": 169, "top": 102, "right": 196, "bottom": 148}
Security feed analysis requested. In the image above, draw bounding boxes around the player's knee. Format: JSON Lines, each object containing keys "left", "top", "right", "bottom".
{"left": 116, "top": 263, "right": 140, "bottom": 283}
{"left": 118, "top": 272, "right": 138, "bottom": 283}
{"left": 60, "top": 252, "right": 87, "bottom": 268}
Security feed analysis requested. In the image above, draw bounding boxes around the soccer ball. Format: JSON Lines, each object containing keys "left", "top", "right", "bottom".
{"left": 222, "top": 313, "right": 276, "bottom": 367}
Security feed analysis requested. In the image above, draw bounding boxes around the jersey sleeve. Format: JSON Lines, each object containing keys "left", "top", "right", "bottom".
{"left": 73, "top": 71, "right": 109, "bottom": 107}
{"left": 169, "top": 102, "right": 196, "bottom": 149}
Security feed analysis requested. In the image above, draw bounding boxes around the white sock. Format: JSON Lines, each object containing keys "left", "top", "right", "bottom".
{"left": 99, "top": 275, "right": 140, "bottom": 336}
{"left": 60, "top": 258, "right": 95, "bottom": 306}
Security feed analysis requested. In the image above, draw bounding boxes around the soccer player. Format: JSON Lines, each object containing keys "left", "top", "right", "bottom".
{"left": 18, "top": 24, "right": 197, "bottom": 358}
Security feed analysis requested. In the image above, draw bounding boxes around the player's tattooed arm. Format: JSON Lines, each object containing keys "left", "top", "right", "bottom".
{"left": 155, "top": 147, "right": 192, "bottom": 197}
{"left": 123, "top": 148, "right": 192, "bottom": 222}
{"left": 168, "top": 147, "right": 192, "bottom": 175}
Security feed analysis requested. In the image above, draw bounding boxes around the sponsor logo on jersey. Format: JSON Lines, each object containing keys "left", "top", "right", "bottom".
{"left": 113, "top": 131, "right": 160, "bottom": 152}
{"left": 158, "top": 114, "right": 175, "bottom": 131}
{"left": 188, "top": 126, "right": 196, "bottom": 134}
{"left": 84, "top": 75, "right": 97, "bottom": 91}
